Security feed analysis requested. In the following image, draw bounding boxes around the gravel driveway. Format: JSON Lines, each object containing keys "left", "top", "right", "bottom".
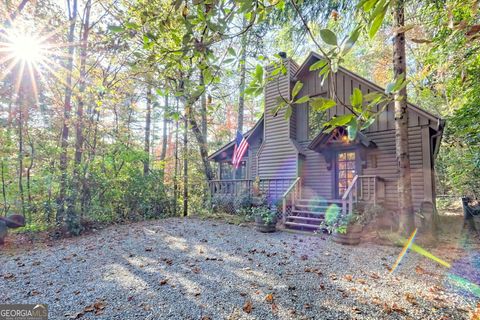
{"left": 0, "top": 218, "right": 477, "bottom": 319}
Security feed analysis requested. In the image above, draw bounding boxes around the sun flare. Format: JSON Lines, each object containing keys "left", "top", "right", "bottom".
{"left": 9, "top": 34, "right": 44, "bottom": 63}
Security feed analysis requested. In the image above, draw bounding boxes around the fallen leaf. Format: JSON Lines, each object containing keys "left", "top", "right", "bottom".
{"left": 370, "top": 273, "right": 380, "bottom": 279}
{"left": 391, "top": 303, "right": 405, "bottom": 313}
{"left": 84, "top": 305, "right": 95, "bottom": 312}
{"left": 405, "top": 292, "right": 417, "bottom": 305}
{"left": 271, "top": 303, "right": 278, "bottom": 313}
{"left": 415, "top": 265, "right": 427, "bottom": 275}
{"left": 192, "top": 267, "right": 201, "bottom": 274}
{"left": 265, "top": 293, "right": 274, "bottom": 303}
{"left": 93, "top": 301, "right": 106, "bottom": 311}
{"left": 3, "top": 273, "right": 15, "bottom": 280}
{"left": 383, "top": 303, "right": 405, "bottom": 314}
{"left": 28, "top": 290, "right": 40, "bottom": 296}
{"left": 243, "top": 300, "right": 253, "bottom": 313}
{"left": 160, "top": 279, "right": 168, "bottom": 286}
{"left": 344, "top": 274, "right": 353, "bottom": 282}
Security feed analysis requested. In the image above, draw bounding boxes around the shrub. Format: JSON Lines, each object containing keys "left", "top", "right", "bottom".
{"left": 211, "top": 194, "right": 251, "bottom": 214}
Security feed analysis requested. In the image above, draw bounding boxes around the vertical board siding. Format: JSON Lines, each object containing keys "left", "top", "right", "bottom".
{"left": 363, "top": 128, "right": 425, "bottom": 211}
{"left": 299, "top": 141, "right": 332, "bottom": 199}
{"left": 292, "top": 58, "right": 433, "bottom": 210}
{"left": 258, "top": 59, "right": 298, "bottom": 187}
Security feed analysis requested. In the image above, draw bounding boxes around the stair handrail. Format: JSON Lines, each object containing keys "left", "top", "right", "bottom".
{"left": 282, "top": 177, "right": 301, "bottom": 224}
{"left": 341, "top": 175, "right": 359, "bottom": 215}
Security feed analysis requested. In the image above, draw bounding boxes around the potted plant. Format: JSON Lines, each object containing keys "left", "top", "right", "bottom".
{"left": 332, "top": 212, "right": 363, "bottom": 245}
{"left": 321, "top": 207, "right": 365, "bottom": 245}
{"left": 253, "top": 205, "right": 277, "bottom": 233}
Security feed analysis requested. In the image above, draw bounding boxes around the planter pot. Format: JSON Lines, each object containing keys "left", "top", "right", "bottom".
{"left": 0, "top": 221, "right": 7, "bottom": 245}
{"left": 255, "top": 215, "right": 277, "bottom": 233}
{"left": 332, "top": 225, "right": 363, "bottom": 245}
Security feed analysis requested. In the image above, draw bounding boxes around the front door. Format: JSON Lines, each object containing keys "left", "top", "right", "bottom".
{"left": 335, "top": 151, "right": 356, "bottom": 198}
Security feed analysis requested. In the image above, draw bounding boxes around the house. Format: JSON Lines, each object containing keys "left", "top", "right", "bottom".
{"left": 208, "top": 52, "right": 445, "bottom": 230}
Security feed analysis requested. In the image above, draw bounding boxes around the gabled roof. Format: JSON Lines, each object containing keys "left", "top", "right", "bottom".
{"left": 308, "top": 126, "right": 376, "bottom": 152}
{"left": 295, "top": 52, "right": 445, "bottom": 131}
{"left": 208, "top": 115, "right": 264, "bottom": 161}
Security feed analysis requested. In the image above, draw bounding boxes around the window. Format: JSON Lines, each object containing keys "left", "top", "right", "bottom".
{"left": 337, "top": 151, "right": 356, "bottom": 197}
{"left": 219, "top": 161, "right": 246, "bottom": 179}
{"left": 220, "top": 162, "right": 232, "bottom": 180}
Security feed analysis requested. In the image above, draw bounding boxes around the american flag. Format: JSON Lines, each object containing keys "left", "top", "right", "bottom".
{"left": 232, "top": 131, "right": 249, "bottom": 169}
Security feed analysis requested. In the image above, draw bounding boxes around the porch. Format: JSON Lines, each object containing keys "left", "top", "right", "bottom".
{"left": 209, "top": 175, "right": 386, "bottom": 230}
{"left": 208, "top": 178, "right": 294, "bottom": 199}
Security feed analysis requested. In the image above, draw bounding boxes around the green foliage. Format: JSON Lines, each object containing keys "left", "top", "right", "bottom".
{"left": 252, "top": 205, "right": 276, "bottom": 224}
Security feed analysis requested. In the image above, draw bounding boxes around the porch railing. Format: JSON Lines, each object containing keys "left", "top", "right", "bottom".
{"left": 208, "top": 178, "right": 294, "bottom": 198}
{"left": 341, "top": 175, "right": 386, "bottom": 215}
{"left": 209, "top": 179, "right": 253, "bottom": 196}
{"left": 282, "top": 177, "right": 301, "bottom": 224}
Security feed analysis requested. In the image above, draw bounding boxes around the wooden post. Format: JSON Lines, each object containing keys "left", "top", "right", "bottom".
{"left": 349, "top": 192, "right": 353, "bottom": 215}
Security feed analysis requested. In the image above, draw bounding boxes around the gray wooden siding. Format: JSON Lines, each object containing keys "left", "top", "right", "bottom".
{"left": 298, "top": 141, "right": 332, "bottom": 199}
{"left": 258, "top": 59, "right": 298, "bottom": 183}
{"left": 295, "top": 68, "right": 434, "bottom": 142}
{"left": 248, "top": 124, "right": 263, "bottom": 179}
{"left": 298, "top": 128, "right": 426, "bottom": 210}
{"left": 362, "top": 128, "right": 425, "bottom": 211}
{"left": 292, "top": 58, "right": 434, "bottom": 210}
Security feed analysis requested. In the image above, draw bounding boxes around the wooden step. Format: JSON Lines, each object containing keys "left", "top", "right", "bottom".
{"left": 284, "top": 221, "right": 321, "bottom": 229}
{"left": 294, "top": 204, "right": 329, "bottom": 211}
{"left": 296, "top": 199, "right": 344, "bottom": 205}
{"left": 290, "top": 210, "right": 325, "bottom": 217}
{"left": 286, "top": 216, "right": 323, "bottom": 223}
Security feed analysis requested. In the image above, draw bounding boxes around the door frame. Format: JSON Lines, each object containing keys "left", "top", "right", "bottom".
{"left": 331, "top": 148, "right": 361, "bottom": 199}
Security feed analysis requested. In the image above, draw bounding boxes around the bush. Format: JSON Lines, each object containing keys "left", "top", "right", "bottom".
{"left": 211, "top": 194, "right": 251, "bottom": 214}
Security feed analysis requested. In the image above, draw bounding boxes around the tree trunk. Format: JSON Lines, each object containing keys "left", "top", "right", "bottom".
{"left": 183, "top": 109, "right": 188, "bottom": 217}
{"left": 17, "top": 81, "right": 25, "bottom": 217}
{"left": 393, "top": 0, "right": 414, "bottom": 235}
{"left": 144, "top": 86, "right": 152, "bottom": 176}
{"left": 1, "top": 161, "right": 7, "bottom": 216}
{"left": 200, "top": 75, "right": 207, "bottom": 138}
{"left": 56, "top": 0, "right": 78, "bottom": 225}
{"left": 237, "top": 18, "right": 247, "bottom": 134}
{"left": 69, "top": 0, "right": 91, "bottom": 219}
{"left": 185, "top": 105, "right": 214, "bottom": 182}
{"left": 26, "top": 139, "right": 34, "bottom": 221}
{"left": 160, "top": 96, "right": 168, "bottom": 162}
{"left": 236, "top": 23, "right": 247, "bottom": 180}
{"left": 173, "top": 97, "right": 179, "bottom": 216}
